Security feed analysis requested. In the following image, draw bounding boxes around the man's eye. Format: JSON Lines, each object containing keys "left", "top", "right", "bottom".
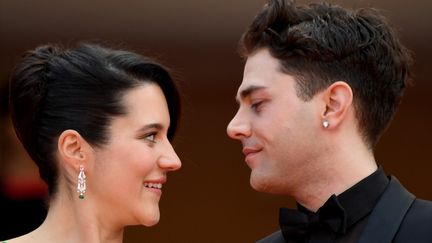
{"left": 251, "top": 101, "right": 264, "bottom": 111}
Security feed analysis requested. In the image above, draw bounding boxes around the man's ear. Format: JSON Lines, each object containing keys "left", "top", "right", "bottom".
{"left": 57, "top": 129, "right": 90, "bottom": 171}
{"left": 321, "top": 81, "right": 353, "bottom": 129}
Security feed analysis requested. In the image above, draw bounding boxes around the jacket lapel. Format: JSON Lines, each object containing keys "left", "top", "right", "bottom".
{"left": 358, "top": 176, "right": 415, "bottom": 243}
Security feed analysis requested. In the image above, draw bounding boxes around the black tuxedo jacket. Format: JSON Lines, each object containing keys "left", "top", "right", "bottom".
{"left": 257, "top": 176, "right": 432, "bottom": 243}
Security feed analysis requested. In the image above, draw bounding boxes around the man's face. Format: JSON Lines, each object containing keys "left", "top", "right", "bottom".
{"left": 227, "top": 48, "right": 323, "bottom": 194}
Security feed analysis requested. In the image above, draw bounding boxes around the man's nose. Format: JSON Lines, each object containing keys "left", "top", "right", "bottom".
{"left": 227, "top": 110, "right": 251, "bottom": 140}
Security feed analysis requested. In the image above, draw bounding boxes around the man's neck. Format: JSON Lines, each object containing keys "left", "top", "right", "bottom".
{"left": 293, "top": 141, "right": 378, "bottom": 212}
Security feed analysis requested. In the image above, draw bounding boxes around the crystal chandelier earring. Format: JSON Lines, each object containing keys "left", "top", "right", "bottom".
{"left": 77, "top": 165, "right": 86, "bottom": 200}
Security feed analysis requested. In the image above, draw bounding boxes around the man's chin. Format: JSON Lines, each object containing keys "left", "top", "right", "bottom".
{"left": 250, "top": 173, "right": 287, "bottom": 194}
{"left": 250, "top": 174, "right": 271, "bottom": 193}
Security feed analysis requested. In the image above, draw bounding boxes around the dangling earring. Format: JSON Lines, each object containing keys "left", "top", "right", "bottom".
{"left": 323, "top": 120, "right": 330, "bottom": 128}
{"left": 77, "top": 165, "right": 86, "bottom": 200}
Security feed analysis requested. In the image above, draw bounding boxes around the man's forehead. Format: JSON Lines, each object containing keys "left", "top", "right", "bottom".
{"left": 238, "top": 71, "right": 269, "bottom": 93}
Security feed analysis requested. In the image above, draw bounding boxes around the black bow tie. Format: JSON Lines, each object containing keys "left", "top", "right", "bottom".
{"left": 279, "top": 195, "right": 347, "bottom": 242}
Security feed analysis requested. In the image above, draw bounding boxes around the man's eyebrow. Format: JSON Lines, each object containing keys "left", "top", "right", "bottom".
{"left": 236, "top": 85, "right": 267, "bottom": 102}
{"left": 136, "top": 123, "right": 164, "bottom": 133}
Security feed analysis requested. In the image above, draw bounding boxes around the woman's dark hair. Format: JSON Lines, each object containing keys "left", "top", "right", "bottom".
{"left": 9, "top": 43, "right": 181, "bottom": 195}
{"left": 240, "top": 0, "right": 413, "bottom": 147}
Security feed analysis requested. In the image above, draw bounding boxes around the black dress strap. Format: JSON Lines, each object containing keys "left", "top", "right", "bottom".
{"left": 358, "top": 176, "right": 415, "bottom": 243}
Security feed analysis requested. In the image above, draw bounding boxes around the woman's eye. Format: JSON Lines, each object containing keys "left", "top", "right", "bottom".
{"left": 145, "top": 133, "right": 157, "bottom": 143}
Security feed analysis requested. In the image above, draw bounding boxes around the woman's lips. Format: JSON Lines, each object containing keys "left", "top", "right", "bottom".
{"left": 143, "top": 178, "right": 166, "bottom": 196}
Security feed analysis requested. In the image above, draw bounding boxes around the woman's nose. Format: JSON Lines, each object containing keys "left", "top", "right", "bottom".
{"left": 158, "top": 141, "right": 181, "bottom": 171}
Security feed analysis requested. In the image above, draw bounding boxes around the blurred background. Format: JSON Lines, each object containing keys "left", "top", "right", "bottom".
{"left": 0, "top": 0, "right": 431, "bottom": 242}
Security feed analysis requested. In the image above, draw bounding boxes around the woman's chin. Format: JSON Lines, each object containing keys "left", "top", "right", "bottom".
{"left": 139, "top": 210, "right": 161, "bottom": 227}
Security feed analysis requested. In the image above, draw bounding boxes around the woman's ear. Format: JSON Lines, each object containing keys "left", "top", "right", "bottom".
{"left": 321, "top": 81, "right": 353, "bottom": 129}
{"left": 57, "top": 129, "right": 90, "bottom": 171}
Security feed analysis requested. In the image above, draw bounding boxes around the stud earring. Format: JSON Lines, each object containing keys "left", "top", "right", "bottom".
{"left": 77, "top": 165, "right": 86, "bottom": 200}
{"left": 323, "top": 120, "right": 330, "bottom": 128}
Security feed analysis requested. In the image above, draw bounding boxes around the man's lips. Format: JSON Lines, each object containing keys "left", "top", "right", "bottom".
{"left": 242, "top": 147, "right": 262, "bottom": 161}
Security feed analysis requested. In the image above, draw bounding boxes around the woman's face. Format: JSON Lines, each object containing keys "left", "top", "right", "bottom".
{"left": 89, "top": 83, "right": 181, "bottom": 227}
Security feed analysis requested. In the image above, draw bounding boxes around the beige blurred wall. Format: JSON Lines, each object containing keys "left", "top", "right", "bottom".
{"left": 1, "top": 0, "right": 431, "bottom": 242}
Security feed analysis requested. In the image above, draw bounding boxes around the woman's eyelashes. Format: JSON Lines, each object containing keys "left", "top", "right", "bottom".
{"left": 142, "top": 132, "right": 157, "bottom": 143}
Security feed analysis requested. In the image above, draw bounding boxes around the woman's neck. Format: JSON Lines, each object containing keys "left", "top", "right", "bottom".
{"left": 9, "top": 190, "right": 124, "bottom": 243}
